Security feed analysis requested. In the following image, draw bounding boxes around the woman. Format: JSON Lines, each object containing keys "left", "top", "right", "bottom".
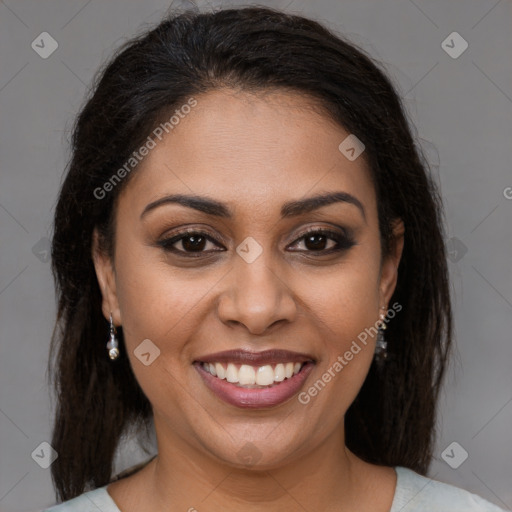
{"left": 43, "top": 6, "right": 506, "bottom": 512}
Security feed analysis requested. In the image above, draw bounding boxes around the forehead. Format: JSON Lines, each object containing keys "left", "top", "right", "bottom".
{"left": 118, "top": 88, "right": 376, "bottom": 221}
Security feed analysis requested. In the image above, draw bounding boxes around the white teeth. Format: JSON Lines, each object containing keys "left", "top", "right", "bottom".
{"left": 215, "top": 362, "right": 225, "bottom": 379}
{"left": 238, "top": 365, "right": 256, "bottom": 385}
{"left": 274, "top": 363, "right": 285, "bottom": 382}
{"left": 201, "top": 361, "right": 307, "bottom": 386}
{"left": 226, "top": 363, "right": 238, "bottom": 383}
{"left": 256, "top": 365, "right": 275, "bottom": 386}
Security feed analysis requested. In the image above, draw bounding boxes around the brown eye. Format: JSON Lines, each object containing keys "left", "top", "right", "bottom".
{"left": 157, "top": 230, "right": 224, "bottom": 255}
{"left": 180, "top": 234, "right": 207, "bottom": 252}
{"left": 288, "top": 229, "right": 356, "bottom": 254}
{"left": 303, "top": 232, "right": 331, "bottom": 251}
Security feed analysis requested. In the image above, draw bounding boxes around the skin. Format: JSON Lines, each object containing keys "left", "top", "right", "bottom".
{"left": 92, "top": 88, "right": 405, "bottom": 512}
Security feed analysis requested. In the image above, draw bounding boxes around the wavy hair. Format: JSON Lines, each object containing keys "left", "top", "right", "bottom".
{"left": 49, "top": 5, "right": 453, "bottom": 502}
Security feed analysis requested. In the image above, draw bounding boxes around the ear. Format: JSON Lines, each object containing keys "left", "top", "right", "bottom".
{"left": 91, "top": 228, "right": 122, "bottom": 325}
{"left": 378, "top": 218, "right": 405, "bottom": 308}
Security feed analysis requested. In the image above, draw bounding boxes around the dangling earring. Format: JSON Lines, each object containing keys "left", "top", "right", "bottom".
{"left": 106, "top": 313, "right": 120, "bottom": 360}
{"left": 374, "top": 306, "right": 388, "bottom": 366}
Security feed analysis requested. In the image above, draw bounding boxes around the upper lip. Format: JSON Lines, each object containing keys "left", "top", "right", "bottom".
{"left": 195, "top": 349, "right": 315, "bottom": 365}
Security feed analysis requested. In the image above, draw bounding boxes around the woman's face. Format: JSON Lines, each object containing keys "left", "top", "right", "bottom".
{"left": 93, "top": 88, "right": 403, "bottom": 469}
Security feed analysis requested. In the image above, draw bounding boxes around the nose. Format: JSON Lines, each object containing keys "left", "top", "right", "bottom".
{"left": 216, "top": 248, "right": 297, "bottom": 335}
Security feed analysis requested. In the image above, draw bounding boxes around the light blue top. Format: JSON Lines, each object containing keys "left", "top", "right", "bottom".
{"left": 41, "top": 466, "right": 508, "bottom": 511}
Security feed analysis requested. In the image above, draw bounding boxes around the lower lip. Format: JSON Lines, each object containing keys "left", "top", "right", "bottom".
{"left": 194, "top": 362, "right": 315, "bottom": 409}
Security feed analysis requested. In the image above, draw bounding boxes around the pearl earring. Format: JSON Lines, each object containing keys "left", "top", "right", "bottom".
{"left": 106, "top": 313, "right": 120, "bottom": 360}
{"left": 374, "top": 306, "right": 388, "bottom": 365}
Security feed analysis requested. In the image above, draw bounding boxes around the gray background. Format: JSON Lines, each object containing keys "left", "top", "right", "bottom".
{"left": 1, "top": 0, "right": 511, "bottom": 510}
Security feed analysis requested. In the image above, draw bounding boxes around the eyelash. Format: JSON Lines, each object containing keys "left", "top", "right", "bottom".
{"left": 157, "top": 227, "right": 356, "bottom": 258}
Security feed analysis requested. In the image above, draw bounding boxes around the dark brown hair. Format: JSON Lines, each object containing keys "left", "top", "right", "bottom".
{"left": 49, "top": 5, "right": 452, "bottom": 502}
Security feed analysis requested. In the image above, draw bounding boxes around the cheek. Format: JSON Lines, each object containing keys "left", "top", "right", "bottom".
{"left": 300, "top": 247, "right": 381, "bottom": 397}
{"left": 115, "top": 254, "right": 215, "bottom": 348}
{"left": 299, "top": 264, "right": 381, "bottom": 419}
{"left": 308, "top": 255, "right": 382, "bottom": 345}
{"left": 112, "top": 244, "right": 209, "bottom": 412}
{"left": 112, "top": 234, "right": 194, "bottom": 353}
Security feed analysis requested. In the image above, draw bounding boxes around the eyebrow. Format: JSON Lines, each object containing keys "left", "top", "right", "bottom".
{"left": 140, "top": 191, "right": 366, "bottom": 222}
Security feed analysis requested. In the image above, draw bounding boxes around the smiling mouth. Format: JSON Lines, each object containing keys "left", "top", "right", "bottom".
{"left": 199, "top": 361, "right": 308, "bottom": 388}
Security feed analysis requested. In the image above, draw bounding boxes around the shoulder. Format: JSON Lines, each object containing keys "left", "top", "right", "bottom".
{"left": 41, "top": 485, "right": 119, "bottom": 512}
{"left": 391, "top": 466, "right": 507, "bottom": 512}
